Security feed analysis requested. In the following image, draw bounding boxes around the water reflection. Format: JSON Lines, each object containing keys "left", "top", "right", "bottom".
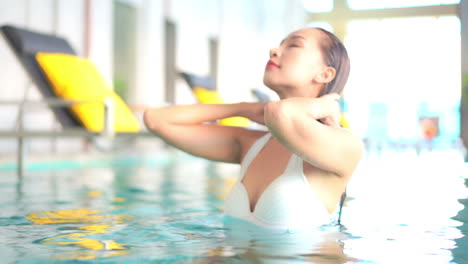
{"left": 27, "top": 208, "right": 130, "bottom": 260}
{"left": 1, "top": 150, "right": 467, "bottom": 263}
{"left": 222, "top": 217, "right": 355, "bottom": 264}
{"left": 452, "top": 178, "right": 468, "bottom": 264}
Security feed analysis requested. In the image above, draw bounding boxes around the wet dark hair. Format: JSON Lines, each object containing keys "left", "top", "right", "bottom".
{"left": 314, "top": 28, "right": 350, "bottom": 96}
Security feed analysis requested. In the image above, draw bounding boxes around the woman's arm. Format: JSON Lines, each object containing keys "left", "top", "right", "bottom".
{"left": 264, "top": 95, "right": 364, "bottom": 178}
{"left": 143, "top": 102, "right": 265, "bottom": 164}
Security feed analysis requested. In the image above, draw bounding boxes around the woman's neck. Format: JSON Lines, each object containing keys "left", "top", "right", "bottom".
{"left": 276, "top": 86, "right": 322, "bottom": 100}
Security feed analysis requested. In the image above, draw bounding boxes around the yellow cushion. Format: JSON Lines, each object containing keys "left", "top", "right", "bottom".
{"left": 36, "top": 52, "right": 140, "bottom": 132}
{"left": 340, "top": 114, "right": 351, "bottom": 129}
{"left": 192, "top": 87, "right": 224, "bottom": 104}
{"left": 193, "top": 87, "right": 250, "bottom": 127}
{"left": 192, "top": 87, "right": 350, "bottom": 129}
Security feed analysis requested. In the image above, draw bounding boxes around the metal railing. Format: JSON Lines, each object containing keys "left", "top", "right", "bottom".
{"left": 0, "top": 97, "right": 116, "bottom": 178}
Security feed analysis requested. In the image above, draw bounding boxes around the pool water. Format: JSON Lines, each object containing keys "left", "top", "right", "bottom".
{"left": 0, "top": 149, "right": 467, "bottom": 263}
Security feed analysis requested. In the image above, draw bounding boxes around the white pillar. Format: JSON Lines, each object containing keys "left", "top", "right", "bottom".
{"left": 88, "top": 0, "right": 114, "bottom": 86}
{"left": 461, "top": 0, "right": 468, "bottom": 155}
{"left": 132, "top": 0, "right": 165, "bottom": 107}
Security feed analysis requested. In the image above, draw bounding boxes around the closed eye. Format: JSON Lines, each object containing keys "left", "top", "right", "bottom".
{"left": 288, "top": 42, "right": 303, "bottom": 48}
{"left": 280, "top": 35, "right": 305, "bottom": 48}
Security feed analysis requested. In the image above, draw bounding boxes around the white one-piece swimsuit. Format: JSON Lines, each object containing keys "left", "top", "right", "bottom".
{"left": 224, "top": 133, "right": 337, "bottom": 230}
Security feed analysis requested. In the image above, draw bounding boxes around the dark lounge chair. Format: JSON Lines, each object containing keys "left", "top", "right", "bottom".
{"left": 0, "top": 24, "right": 151, "bottom": 176}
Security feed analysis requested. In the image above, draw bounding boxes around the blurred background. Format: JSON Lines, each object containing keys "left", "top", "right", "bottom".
{"left": 1, "top": 2, "right": 468, "bottom": 263}
{"left": 0, "top": 0, "right": 466, "bottom": 159}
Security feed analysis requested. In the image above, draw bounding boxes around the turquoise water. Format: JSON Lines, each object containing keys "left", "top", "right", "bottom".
{"left": 0, "top": 149, "right": 467, "bottom": 263}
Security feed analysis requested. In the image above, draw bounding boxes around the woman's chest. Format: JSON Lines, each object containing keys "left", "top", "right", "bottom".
{"left": 241, "top": 140, "right": 294, "bottom": 209}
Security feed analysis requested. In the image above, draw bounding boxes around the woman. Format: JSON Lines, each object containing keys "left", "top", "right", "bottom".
{"left": 144, "top": 27, "right": 363, "bottom": 230}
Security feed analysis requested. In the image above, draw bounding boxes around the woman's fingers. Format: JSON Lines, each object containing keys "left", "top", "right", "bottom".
{"left": 317, "top": 93, "right": 341, "bottom": 127}
{"left": 321, "top": 114, "right": 341, "bottom": 128}
{"left": 323, "top": 93, "right": 340, "bottom": 102}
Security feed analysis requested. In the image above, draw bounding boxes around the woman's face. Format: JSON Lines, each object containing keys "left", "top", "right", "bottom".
{"left": 263, "top": 28, "right": 331, "bottom": 98}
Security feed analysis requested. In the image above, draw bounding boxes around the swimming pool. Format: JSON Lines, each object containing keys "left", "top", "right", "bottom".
{"left": 0, "top": 148, "right": 467, "bottom": 263}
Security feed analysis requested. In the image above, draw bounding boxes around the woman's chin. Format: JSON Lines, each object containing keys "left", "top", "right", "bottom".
{"left": 263, "top": 79, "right": 278, "bottom": 91}
{"left": 264, "top": 84, "right": 279, "bottom": 94}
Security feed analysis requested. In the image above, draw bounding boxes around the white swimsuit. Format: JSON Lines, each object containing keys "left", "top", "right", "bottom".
{"left": 224, "top": 133, "right": 337, "bottom": 230}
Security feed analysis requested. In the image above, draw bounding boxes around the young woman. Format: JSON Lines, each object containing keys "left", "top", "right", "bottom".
{"left": 144, "top": 27, "right": 364, "bottom": 230}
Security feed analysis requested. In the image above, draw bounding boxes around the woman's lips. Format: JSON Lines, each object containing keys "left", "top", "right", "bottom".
{"left": 266, "top": 60, "right": 279, "bottom": 69}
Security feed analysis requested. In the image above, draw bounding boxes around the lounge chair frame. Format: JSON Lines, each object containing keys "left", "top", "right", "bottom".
{"left": 0, "top": 25, "right": 151, "bottom": 178}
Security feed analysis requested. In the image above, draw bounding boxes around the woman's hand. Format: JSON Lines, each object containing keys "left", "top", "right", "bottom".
{"left": 311, "top": 93, "right": 341, "bottom": 128}
{"left": 263, "top": 93, "right": 363, "bottom": 178}
{"left": 264, "top": 94, "right": 341, "bottom": 128}
{"left": 239, "top": 102, "right": 267, "bottom": 125}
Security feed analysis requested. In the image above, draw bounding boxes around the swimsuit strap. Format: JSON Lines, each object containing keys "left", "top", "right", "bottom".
{"left": 285, "top": 152, "right": 303, "bottom": 175}
{"left": 293, "top": 154, "right": 347, "bottom": 225}
{"left": 240, "top": 132, "right": 272, "bottom": 179}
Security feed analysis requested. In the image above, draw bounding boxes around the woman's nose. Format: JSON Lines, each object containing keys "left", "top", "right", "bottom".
{"left": 269, "top": 47, "right": 279, "bottom": 58}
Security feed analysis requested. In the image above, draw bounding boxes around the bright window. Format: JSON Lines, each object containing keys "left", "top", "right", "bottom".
{"left": 302, "top": 0, "right": 333, "bottom": 13}
{"left": 306, "top": 21, "right": 334, "bottom": 32}
{"left": 347, "top": 0, "right": 460, "bottom": 10}
{"left": 344, "top": 16, "right": 461, "bottom": 141}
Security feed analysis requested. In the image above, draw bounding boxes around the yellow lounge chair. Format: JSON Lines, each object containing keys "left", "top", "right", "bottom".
{"left": 0, "top": 24, "right": 152, "bottom": 175}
